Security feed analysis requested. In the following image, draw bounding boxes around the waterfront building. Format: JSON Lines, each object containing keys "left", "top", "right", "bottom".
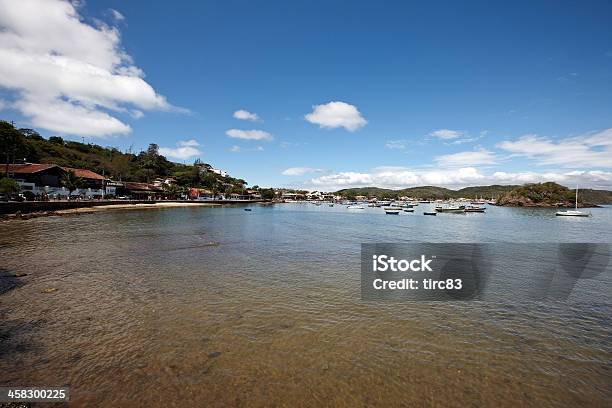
{"left": 3, "top": 163, "right": 106, "bottom": 198}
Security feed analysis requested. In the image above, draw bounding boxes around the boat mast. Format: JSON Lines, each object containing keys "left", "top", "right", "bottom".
{"left": 575, "top": 184, "right": 578, "bottom": 210}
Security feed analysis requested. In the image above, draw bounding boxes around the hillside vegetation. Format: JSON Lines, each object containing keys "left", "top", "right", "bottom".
{"left": 0, "top": 120, "right": 275, "bottom": 197}
{"left": 337, "top": 183, "right": 612, "bottom": 204}
{"left": 496, "top": 182, "right": 606, "bottom": 207}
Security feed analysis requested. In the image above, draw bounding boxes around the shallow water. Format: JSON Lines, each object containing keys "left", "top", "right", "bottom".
{"left": 1, "top": 203, "right": 611, "bottom": 407}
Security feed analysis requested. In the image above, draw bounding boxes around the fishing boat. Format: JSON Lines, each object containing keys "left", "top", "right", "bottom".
{"left": 470, "top": 196, "right": 487, "bottom": 205}
{"left": 347, "top": 205, "right": 364, "bottom": 210}
{"left": 556, "top": 185, "right": 591, "bottom": 217}
{"left": 435, "top": 205, "right": 465, "bottom": 213}
{"left": 423, "top": 211, "right": 437, "bottom": 216}
{"left": 385, "top": 208, "right": 401, "bottom": 215}
{"left": 464, "top": 205, "right": 486, "bottom": 213}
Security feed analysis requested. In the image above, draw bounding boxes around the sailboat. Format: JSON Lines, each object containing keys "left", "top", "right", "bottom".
{"left": 556, "top": 185, "right": 591, "bottom": 217}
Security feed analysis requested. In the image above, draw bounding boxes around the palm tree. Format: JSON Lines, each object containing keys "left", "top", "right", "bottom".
{"left": 61, "top": 170, "right": 85, "bottom": 197}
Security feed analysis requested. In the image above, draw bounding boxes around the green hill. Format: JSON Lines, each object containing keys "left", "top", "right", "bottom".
{"left": 336, "top": 183, "right": 612, "bottom": 204}
{"left": 455, "top": 185, "right": 516, "bottom": 199}
{"left": 497, "top": 182, "right": 607, "bottom": 207}
{"left": 397, "top": 186, "right": 456, "bottom": 199}
{"left": 0, "top": 120, "right": 251, "bottom": 194}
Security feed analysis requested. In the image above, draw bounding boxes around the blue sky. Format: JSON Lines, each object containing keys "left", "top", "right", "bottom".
{"left": 1, "top": 0, "right": 611, "bottom": 189}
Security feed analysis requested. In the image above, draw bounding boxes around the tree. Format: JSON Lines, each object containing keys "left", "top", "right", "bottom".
{"left": 0, "top": 177, "right": 20, "bottom": 195}
{"left": 61, "top": 170, "right": 85, "bottom": 196}
{"left": 261, "top": 188, "right": 275, "bottom": 200}
{"left": 19, "top": 128, "right": 44, "bottom": 140}
{"left": 0, "top": 121, "right": 28, "bottom": 175}
{"left": 163, "top": 183, "right": 183, "bottom": 199}
{"left": 49, "top": 136, "right": 64, "bottom": 144}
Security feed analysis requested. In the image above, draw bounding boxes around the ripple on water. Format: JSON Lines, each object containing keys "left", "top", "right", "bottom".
{"left": 0, "top": 206, "right": 610, "bottom": 407}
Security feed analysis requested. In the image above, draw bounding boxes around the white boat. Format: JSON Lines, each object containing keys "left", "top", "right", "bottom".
{"left": 556, "top": 185, "right": 591, "bottom": 217}
{"left": 347, "top": 205, "right": 364, "bottom": 210}
{"left": 385, "top": 208, "right": 401, "bottom": 215}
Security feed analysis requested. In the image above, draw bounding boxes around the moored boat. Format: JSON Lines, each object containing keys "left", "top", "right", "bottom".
{"left": 435, "top": 205, "right": 465, "bottom": 213}
{"left": 464, "top": 205, "right": 486, "bottom": 213}
{"left": 556, "top": 185, "right": 591, "bottom": 217}
{"left": 385, "top": 208, "right": 401, "bottom": 215}
{"left": 556, "top": 210, "right": 590, "bottom": 217}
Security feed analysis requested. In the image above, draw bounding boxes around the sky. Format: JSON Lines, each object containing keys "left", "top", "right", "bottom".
{"left": 1, "top": 0, "right": 612, "bottom": 190}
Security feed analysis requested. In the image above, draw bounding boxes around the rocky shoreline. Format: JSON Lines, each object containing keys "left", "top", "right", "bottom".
{"left": 495, "top": 197, "right": 601, "bottom": 208}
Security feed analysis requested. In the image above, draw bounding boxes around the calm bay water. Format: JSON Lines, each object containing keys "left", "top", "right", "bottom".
{"left": 1, "top": 203, "right": 611, "bottom": 407}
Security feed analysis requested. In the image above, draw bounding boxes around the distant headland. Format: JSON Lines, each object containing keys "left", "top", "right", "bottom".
{"left": 335, "top": 183, "right": 612, "bottom": 207}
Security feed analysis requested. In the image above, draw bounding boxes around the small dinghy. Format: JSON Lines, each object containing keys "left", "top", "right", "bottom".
{"left": 423, "top": 212, "right": 437, "bottom": 216}
{"left": 385, "top": 208, "right": 401, "bottom": 215}
{"left": 403, "top": 208, "right": 414, "bottom": 212}
{"left": 244, "top": 208, "right": 252, "bottom": 211}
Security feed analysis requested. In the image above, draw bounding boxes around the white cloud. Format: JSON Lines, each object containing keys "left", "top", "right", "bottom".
{"left": 385, "top": 140, "right": 407, "bottom": 149}
{"left": 0, "top": 0, "right": 178, "bottom": 137}
{"left": 225, "top": 129, "right": 273, "bottom": 141}
{"left": 229, "top": 145, "right": 264, "bottom": 153}
{"left": 159, "top": 139, "right": 202, "bottom": 160}
{"left": 429, "top": 129, "right": 463, "bottom": 139}
{"left": 435, "top": 148, "right": 497, "bottom": 167}
{"left": 233, "top": 109, "right": 260, "bottom": 122}
{"left": 305, "top": 101, "right": 367, "bottom": 132}
{"left": 306, "top": 167, "right": 612, "bottom": 190}
{"left": 281, "top": 167, "right": 323, "bottom": 176}
{"left": 109, "top": 9, "right": 124, "bottom": 21}
{"left": 0, "top": 99, "right": 7, "bottom": 111}
{"left": 498, "top": 129, "right": 612, "bottom": 168}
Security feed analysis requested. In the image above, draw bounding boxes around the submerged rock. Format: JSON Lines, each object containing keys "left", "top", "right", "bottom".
{"left": 41, "top": 287, "right": 58, "bottom": 294}
{"left": 207, "top": 351, "right": 222, "bottom": 358}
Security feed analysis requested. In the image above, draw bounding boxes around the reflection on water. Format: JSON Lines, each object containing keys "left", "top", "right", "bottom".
{"left": 1, "top": 204, "right": 611, "bottom": 407}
